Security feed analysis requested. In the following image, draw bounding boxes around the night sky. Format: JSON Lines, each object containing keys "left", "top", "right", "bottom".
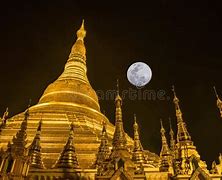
{"left": 0, "top": 1, "right": 222, "bottom": 167}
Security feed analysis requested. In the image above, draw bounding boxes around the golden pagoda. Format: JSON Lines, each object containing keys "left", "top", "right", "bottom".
{"left": 0, "top": 20, "right": 118, "bottom": 169}
{"left": 0, "top": 21, "right": 222, "bottom": 179}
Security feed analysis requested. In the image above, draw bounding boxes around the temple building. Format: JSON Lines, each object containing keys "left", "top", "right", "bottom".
{"left": 0, "top": 21, "right": 222, "bottom": 179}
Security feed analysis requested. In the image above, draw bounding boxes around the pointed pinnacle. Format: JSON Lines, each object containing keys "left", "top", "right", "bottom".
{"left": 81, "top": 19, "right": 85, "bottom": 29}
{"left": 70, "top": 122, "right": 74, "bottom": 131}
{"left": 172, "top": 85, "right": 176, "bottom": 96}
{"left": 160, "top": 119, "right": 163, "bottom": 129}
{"left": 117, "top": 79, "right": 119, "bottom": 94}
{"left": 3, "top": 107, "right": 9, "bottom": 118}
{"left": 28, "top": 99, "right": 32, "bottom": 108}
{"left": 213, "top": 86, "right": 219, "bottom": 98}
{"left": 37, "top": 120, "right": 42, "bottom": 131}
{"left": 102, "top": 121, "right": 107, "bottom": 133}
{"left": 160, "top": 119, "right": 165, "bottom": 135}
{"left": 77, "top": 19, "right": 86, "bottom": 40}
{"left": 169, "top": 117, "right": 172, "bottom": 129}
{"left": 134, "top": 114, "right": 137, "bottom": 123}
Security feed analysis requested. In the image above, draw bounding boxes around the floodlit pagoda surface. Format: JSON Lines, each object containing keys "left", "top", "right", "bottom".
{"left": 0, "top": 21, "right": 222, "bottom": 180}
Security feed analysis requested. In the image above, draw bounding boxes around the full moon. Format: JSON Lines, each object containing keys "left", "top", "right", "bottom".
{"left": 127, "top": 62, "right": 152, "bottom": 87}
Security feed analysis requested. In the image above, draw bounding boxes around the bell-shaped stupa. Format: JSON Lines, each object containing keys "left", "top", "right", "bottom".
{"left": 0, "top": 21, "right": 124, "bottom": 168}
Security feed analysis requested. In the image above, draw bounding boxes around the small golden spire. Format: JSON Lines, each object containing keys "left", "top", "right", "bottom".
{"left": 133, "top": 114, "right": 139, "bottom": 130}
{"left": 159, "top": 119, "right": 172, "bottom": 172}
{"left": 37, "top": 119, "right": 42, "bottom": 131}
{"left": 112, "top": 80, "right": 126, "bottom": 150}
{"left": 133, "top": 114, "right": 140, "bottom": 147}
{"left": 160, "top": 119, "right": 165, "bottom": 134}
{"left": 172, "top": 85, "right": 179, "bottom": 103}
{"left": 169, "top": 117, "right": 176, "bottom": 153}
{"left": 1, "top": 107, "right": 9, "bottom": 123}
{"left": 134, "top": 114, "right": 137, "bottom": 124}
{"left": 115, "top": 79, "right": 122, "bottom": 103}
{"left": 213, "top": 86, "right": 219, "bottom": 98}
{"left": 171, "top": 86, "right": 192, "bottom": 143}
{"left": 213, "top": 86, "right": 222, "bottom": 117}
{"left": 96, "top": 120, "right": 110, "bottom": 166}
{"left": 55, "top": 122, "right": 79, "bottom": 168}
{"left": 171, "top": 85, "right": 182, "bottom": 118}
{"left": 11, "top": 108, "right": 28, "bottom": 156}
{"left": 132, "top": 114, "right": 146, "bottom": 164}
{"left": 28, "top": 120, "right": 45, "bottom": 169}
{"left": 102, "top": 120, "right": 107, "bottom": 133}
{"left": 169, "top": 117, "right": 174, "bottom": 137}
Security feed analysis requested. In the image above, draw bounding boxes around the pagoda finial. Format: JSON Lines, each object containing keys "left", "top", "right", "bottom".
{"left": 159, "top": 119, "right": 172, "bottom": 172}
{"left": 134, "top": 114, "right": 137, "bottom": 124}
{"left": 102, "top": 121, "right": 107, "bottom": 134}
{"left": 172, "top": 85, "right": 179, "bottom": 104}
{"left": 28, "top": 99, "right": 32, "bottom": 108}
{"left": 160, "top": 119, "right": 166, "bottom": 136}
{"left": 115, "top": 79, "right": 122, "bottom": 103}
{"left": 213, "top": 86, "right": 219, "bottom": 98}
{"left": 133, "top": 114, "right": 142, "bottom": 151}
{"left": 169, "top": 117, "right": 176, "bottom": 154}
{"left": 28, "top": 120, "right": 45, "bottom": 169}
{"left": 55, "top": 123, "right": 79, "bottom": 169}
{"left": 24, "top": 99, "right": 31, "bottom": 119}
{"left": 117, "top": 79, "right": 119, "bottom": 94}
{"left": 213, "top": 86, "right": 222, "bottom": 118}
{"left": 77, "top": 19, "right": 86, "bottom": 41}
{"left": 69, "top": 20, "right": 87, "bottom": 59}
{"left": 169, "top": 117, "right": 172, "bottom": 130}
{"left": 1, "top": 107, "right": 9, "bottom": 126}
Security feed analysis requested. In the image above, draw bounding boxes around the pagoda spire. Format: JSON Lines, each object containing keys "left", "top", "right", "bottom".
{"left": 133, "top": 114, "right": 143, "bottom": 151}
{"left": 11, "top": 107, "right": 29, "bottom": 156}
{"left": 1, "top": 107, "right": 9, "bottom": 126}
{"left": 54, "top": 123, "right": 79, "bottom": 169}
{"left": 57, "top": 19, "right": 88, "bottom": 82}
{"left": 97, "top": 81, "right": 136, "bottom": 178}
{"left": 69, "top": 19, "right": 86, "bottom": 60}
{"left": 159, "top": 119, "right": 172, "bottom": 172}
{"left": 0, "top": 108, "right": 9, "bottom": 132}
{"left": 172, "top": 86, "right": 192, "bottom": 143}
{"left": 28, "top": 120, "right": 45, "bottom": 169}
{"left": 169, "top": 117, "right": 176, "bottom": 153}
{"left": 39, "top": 20, "right": 100, "bottom": 112}
{"left": 132, "top": 114, "right": 146, "bottom": 164}
{"left": 112, "top": 80, "right": 127, "bottom": 150}
{"left": 95, "top": 122, "right": 110, "bottom": 166}
{"left": 210, "top": 161, "right": 219, "bottom": 174}
{"left": 213, "top": 86, "right": 222, "bottom": 117}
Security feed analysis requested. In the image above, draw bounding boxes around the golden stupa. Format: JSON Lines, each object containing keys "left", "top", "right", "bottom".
{"left": 0, "top": 20, "right": 134, "bottom": 169}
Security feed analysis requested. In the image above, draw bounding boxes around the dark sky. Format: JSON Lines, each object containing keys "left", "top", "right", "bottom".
{"left": 0, "top": 1, "right": 222, "bottom": 167}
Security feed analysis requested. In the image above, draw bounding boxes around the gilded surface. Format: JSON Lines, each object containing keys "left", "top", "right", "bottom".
{"left": 0, "top": 21, "right": 222, "bottom": 180}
